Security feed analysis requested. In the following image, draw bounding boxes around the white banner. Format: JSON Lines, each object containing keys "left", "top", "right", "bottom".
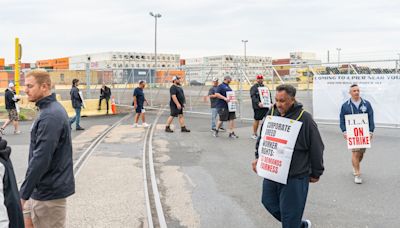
{"left": 258, "top": 87, "right": 271, "bottom": 108}
{"left": 78, "top": 91, "right": 86, "bottom": 109}
{"left": 226, "top": 91, "right": 237, "bottom": 112}
{"left": 313, "top": 74, "right": 400, "bottom": 125}
{"left": 345, "top": 114, "right": 371, "bottom": 149}
{"left": 256, "top": 116, "right": 303, "bottom": 184}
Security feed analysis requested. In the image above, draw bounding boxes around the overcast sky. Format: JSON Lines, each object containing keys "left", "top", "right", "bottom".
{"left": 1, "top": 0, "right": 399, "bottom": 64}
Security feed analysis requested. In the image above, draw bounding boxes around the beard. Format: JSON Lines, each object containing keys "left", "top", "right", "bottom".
{"left": 176, "top": 82, "right": 181, "bottom": 86}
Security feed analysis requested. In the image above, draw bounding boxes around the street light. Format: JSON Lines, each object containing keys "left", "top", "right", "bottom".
{"left": 241, "top": 40, "right": 248, "bottom": 67}
{"left": 336, "top": 48, "right": 342, "bottom": 67}
{"left": 149, "top": 11, "right": 161, "bottom": 106}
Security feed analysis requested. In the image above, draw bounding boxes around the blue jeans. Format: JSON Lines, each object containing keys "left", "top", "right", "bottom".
{"left": 261, "top": 176, "right": 310, "bottom": 228}
{"left": 70, "top": 107, "right": 82, "bottom": 128}
{"left": 211, "top": 108, "right": 223, "bottom": 129}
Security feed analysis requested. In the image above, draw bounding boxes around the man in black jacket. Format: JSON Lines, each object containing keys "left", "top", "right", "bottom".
{"left": 69, "top": 78, "right": 84, "bottom": 130}
{"left": 20, "top": 69, "right": 75, "bottom": 228}
{"left": 0, "top": 137, "right": 24, "bottom": 227}
{"left": 252, "top": 84, "right": 324, "bottom": 228}
{"left": 98, "top": 83, "right": 112, "bottom": 114}
{"left": 250, "top": 74, "right": 271, "bottom": 139}
{"left": 0, "top": 82, "right": 21, "bottom": 135}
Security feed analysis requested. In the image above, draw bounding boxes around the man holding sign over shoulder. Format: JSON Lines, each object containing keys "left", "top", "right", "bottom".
{"left": 213, "top": 76, "right": 238, "bottom": 138}
{"left": 340, "top": 84, "right": 375, "bottom": 184}
{"left": 252, "top": 84, "right": 324, "bottom": 228}
{"left": 250, "top": 74, "right": 271, "bottom": 139}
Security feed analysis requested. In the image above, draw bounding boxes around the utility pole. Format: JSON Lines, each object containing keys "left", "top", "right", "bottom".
{"left": 149, "top": 12, "right": 162, "bottom": 106}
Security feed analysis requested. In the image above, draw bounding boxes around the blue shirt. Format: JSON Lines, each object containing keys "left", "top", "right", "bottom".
{"left": 133, "top": 87, "right": 145, "bottom": 107}
{"left": 216, "top": 82, "right": 232, "bottom": 109}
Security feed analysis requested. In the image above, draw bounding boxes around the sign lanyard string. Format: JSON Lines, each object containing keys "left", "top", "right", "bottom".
{"left": 271, "top": 106, "right": 305, "bottom": 121}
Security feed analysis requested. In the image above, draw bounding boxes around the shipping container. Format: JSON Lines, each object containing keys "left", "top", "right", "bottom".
{"left": 155, "top": 70, "right": 185, "bottom": 83}
{"left": 272, "top": 59, "right": 290, "bottom": 65}
{"left": 0, "top": 58, "right": 4, "bottom": 67}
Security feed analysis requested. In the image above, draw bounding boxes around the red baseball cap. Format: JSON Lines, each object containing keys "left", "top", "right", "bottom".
{"left": 256, "top": 74, "right": 264, "bottom": 79}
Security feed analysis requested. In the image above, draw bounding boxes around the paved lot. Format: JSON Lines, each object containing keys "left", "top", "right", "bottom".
{"left": 3, "top": 111, "right": 400, "bottom": 227}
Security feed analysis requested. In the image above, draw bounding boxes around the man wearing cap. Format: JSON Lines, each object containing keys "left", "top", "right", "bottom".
{"left": 133, "top": 80, "right": 149, "bottom": 128}
{"left": 250, "top": 74, "right": 271, "bottom": 139}
{"left": 207, "top": 78, "right": 225, "bottom": 132}
{"left": 0, "top": 82, "right": 21, "bottom": 135}
{"left": 213, "top": 76, "right": 238, "bottom": 138}
{"left": 165, "top": 76, "right": 190, "bottom": 133}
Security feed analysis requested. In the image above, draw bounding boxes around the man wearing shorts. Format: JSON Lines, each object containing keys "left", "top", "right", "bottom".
{"left": 213, "top": 76, "right": 238, "bottom": 138}
{"left": 340, "top": 84, "right": 375, "bottom": 184}
{"left": 0, "top": 82, "right": 21, "bottom": 135}
{"left": 165, "top": 76, "right": 190, "bottom": 133}
{"left": 133, "top": 80, "right": 149, "bottom": 128}
{"left": 250, "top": 74, "right": 271, "bottom": 139}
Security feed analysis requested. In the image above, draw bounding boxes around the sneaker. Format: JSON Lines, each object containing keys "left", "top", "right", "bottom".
{"left": 142, "top": 123, "right": 149, "bottom": 128}
{"left": 219, "top": 127, "right": 226, "bottom": 132}
{"left": 229, "top": 132, "right": 239, "bottom": 138}
{"left": 303, "top": 219, "right": 312, "bottom": 228}
{"left": 0, "top": 128, "right": 4, "bottom": 135}
{"left": 181, "top": 126, "right": 191, "bottom": 133}
{"left": 211, "top": 128, "right": 216, "bottom": 132}
{"left": 354, "top": 175, "right": 362, "bottom": 184}
{"left": 213, "top": 129, "right": 219, "bottom": 137}
{"left": 14, "top": 130, "right": 21, "bottom": 135}
{"left": 76, "top": 126, "right": 85, "bottom": 131}
{"left": 132, "top": 123, "right": 138, "bottom": 128}
{"left": 165, "top": 126, "right": 174, "bottom": 133}
{"left": 251, "top": 134, "right": 258, "bottom": 140}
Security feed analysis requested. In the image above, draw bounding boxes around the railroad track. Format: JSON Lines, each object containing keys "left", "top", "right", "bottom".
{"left": 72, "top": 111, "right": 167, "bottom": 227}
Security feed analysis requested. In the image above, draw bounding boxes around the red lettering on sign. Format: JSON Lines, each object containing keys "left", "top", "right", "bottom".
{"left": 264, "top": 136, "right": 288, "bottom": 144}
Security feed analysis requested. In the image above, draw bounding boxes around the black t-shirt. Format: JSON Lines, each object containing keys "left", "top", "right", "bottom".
{"left": 208, "top": 86, "right": 219, "bottom": 108}
{"left": 170, "top": 84, "right": 185, "bottom": 107}
{"left": 133, "top": 87, "right": 145, "bottom": 107}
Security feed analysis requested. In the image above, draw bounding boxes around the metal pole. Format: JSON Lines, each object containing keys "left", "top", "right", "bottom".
{"left": 14, "top": 38, "right": 21, "bottom": 95}
{"left": 86, "top": 59, "right": 91, "bottom": 99}
{"left": 336, "top": 48, "right": 341, "bottom": 67}
{"left": 240, "top": 40, "right": 248, "bottom": 119}
{"left": 150, "top": 12, "right": 161, "bottom": 106}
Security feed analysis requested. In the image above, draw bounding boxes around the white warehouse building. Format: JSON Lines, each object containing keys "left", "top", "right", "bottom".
{"left": 69, "top": 52, "right": 180, "bottom": 70}
{"left": 183, "top": 55, "right": 272, "bottom": 83}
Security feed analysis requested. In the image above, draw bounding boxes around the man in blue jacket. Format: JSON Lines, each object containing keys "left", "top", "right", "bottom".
{"left": 339, "top": 84, "right": 375, "bottom": 184}
{"left": 69, "top": 78, "right": 85, "bottom": 130}
{"left": 20, "top": 69, "right": 75, "bottom": 228}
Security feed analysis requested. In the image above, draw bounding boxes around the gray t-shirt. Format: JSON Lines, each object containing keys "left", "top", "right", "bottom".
{"left": 208, "top": 86, "right": 219, "bottom": 108}
{"left": 351, "top": 99, "right": 361, "bottom": 108}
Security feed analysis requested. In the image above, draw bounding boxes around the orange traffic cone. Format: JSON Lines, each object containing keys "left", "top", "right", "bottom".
{"left": 111, "top": 96, "right": 116, "bottom": 114}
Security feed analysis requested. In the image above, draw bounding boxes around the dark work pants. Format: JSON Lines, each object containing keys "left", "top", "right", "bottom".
{"left": 262, "top": 176, "right": 310, "bottom": 228}
{"left": 98, "top": 96, "right": 110, "bottom": 111}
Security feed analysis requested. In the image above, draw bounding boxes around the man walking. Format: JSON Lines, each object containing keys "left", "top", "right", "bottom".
{"left": 340, "top": 84, "right": 375, "bottom": 184}
{"left": 20, "top": 69, "right": 75, "bottom": 228}
{"left": 250, "top": 74, "right": 271, "bottom": 139}
{"left": 69, "top": 78, "right": 84, "bottom": 130}
{"left": 0, "top": 82, "right": 21, "bottom": 135}
{"left": 208, "top": 77, "right": 225, "bottom": 132}
{"left": 98, "top": 83, "right": 112, "bottom": 114}
{"left": 252, "top": 84, "right": 324, "bottom": 228}
{"left": 165, "top": 76, "right": 190, "bottom": 133}
{"left": 133, "top": 80, "right": 149, "bottom": 128}
{"left": 213, "top": 76, "right": 238, "bottom": 138}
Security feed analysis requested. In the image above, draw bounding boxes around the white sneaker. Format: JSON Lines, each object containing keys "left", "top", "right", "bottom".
{"left": 304, "top": 220, "right": 312, "bottom": 228}
{"left": 354, "top": 175, "right": 363, "bottom": 184}
{"left": 132, "top": 123, "right": 138, "bottom": 128}
{"left": 142, "top": 123, "right": 149, "bottom": 128}
{"left": 14, "top": 130, "right": 21, "bottom": 135}
{"left": 251, "top": 134, "right": 258, "bottom": 140}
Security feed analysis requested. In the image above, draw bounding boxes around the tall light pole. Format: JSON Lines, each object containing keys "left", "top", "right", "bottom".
{"left": 241, "top": 40, "right": 248, "bottom": 67}
{"left": 336, "top": 48, "right": 341, "bottom": 67}
{"left": 149, "top": 11, "right": 161, "bottom": 106}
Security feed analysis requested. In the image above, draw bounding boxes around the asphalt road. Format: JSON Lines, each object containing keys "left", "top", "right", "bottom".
{"left": 3, "top": 111, "right": 400, "bottom": 227}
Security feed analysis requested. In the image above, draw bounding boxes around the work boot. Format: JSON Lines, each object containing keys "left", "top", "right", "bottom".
{"left": 97, "top": 106, "right": 101, "bottom": 111}
{"left": 165, "top": 126, "right": 174, "bottom": 133}
{"left": 181, "top": 126, "right": 191, "bottom": 132}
